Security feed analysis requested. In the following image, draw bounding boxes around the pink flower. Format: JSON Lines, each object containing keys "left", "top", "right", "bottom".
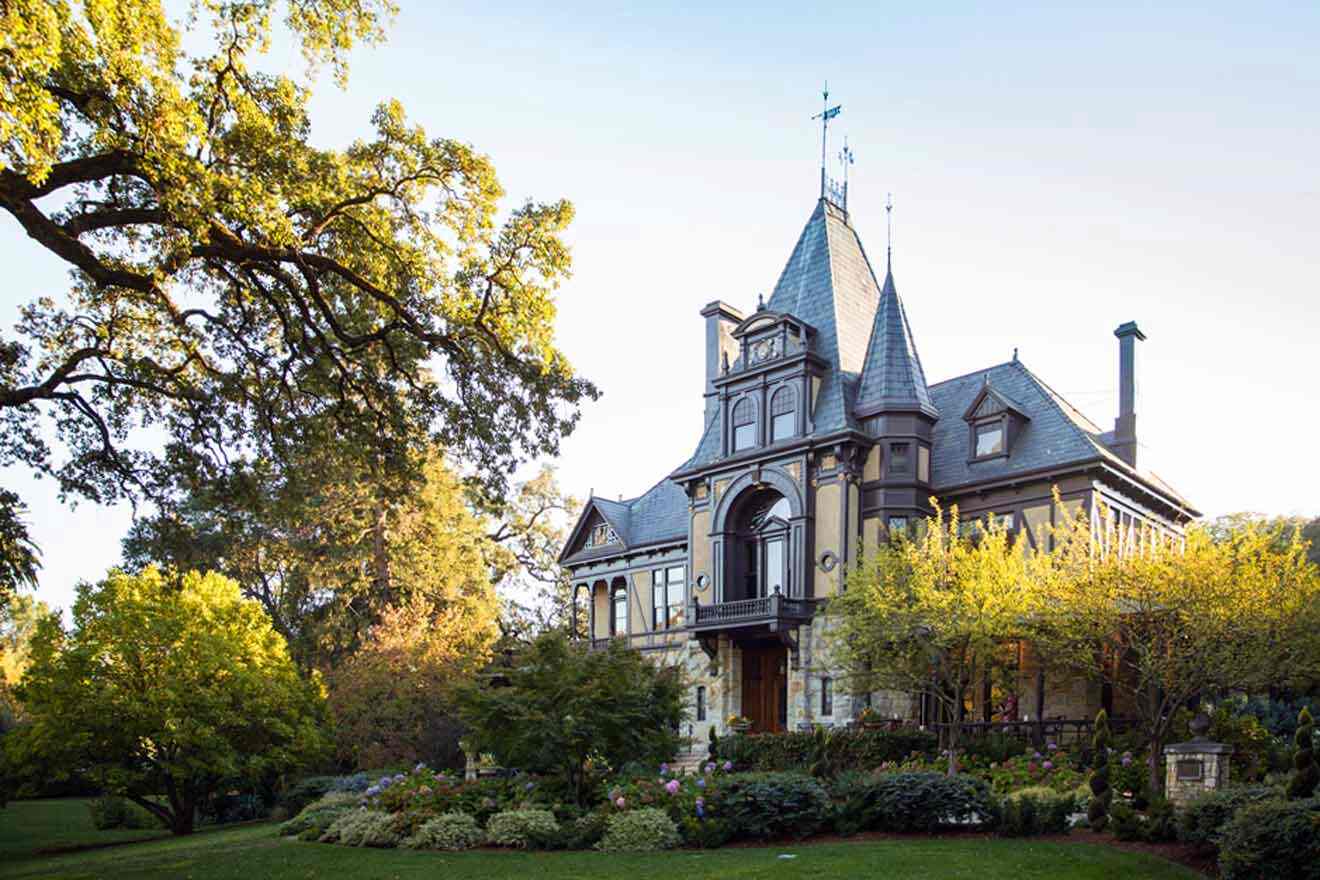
{"left": 665, "top": 780, "right": 681, "bottom": 795}
{"left": 615, "top": 797, "right": 626, "bottom": 809}
{"left": 1042, "top": 761, "right": 1054, "bottom": 770}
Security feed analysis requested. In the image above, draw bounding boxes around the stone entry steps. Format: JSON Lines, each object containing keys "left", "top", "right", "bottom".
{"left": 669, "top": 747, "right": 710, "bottom": 776}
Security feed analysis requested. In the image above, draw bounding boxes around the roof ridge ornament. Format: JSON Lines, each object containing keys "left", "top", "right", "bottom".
{"left": 886, "top": 192, "right": 893, "bottom": 272}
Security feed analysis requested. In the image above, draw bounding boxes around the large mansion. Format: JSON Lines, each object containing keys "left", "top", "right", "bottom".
{"left": 558, "top": 185, "right": 1196, "bottom": 754}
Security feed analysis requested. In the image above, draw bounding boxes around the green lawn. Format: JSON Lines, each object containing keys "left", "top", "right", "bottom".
{"left": 0, "top": 818, "right": 1202, "bottom": 880}
{"left": 0, "top": 799, "right": 168, "bottom": 861}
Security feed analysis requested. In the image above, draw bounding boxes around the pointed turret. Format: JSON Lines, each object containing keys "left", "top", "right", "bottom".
{"left": 854, "top": 264, "right": 939, "bottom": 420}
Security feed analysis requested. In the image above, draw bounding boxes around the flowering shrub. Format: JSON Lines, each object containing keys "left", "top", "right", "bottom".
{"left": 402, "top": 812, "right": 485, "bottom": 851}
{"left": 364, "top": 766, "right": 549, "bottom": 829}
{"left": 597, "top": 808, "right": 680, "bottom": 852}
{"left": 603, "top": 762, "right": 735, "bottom": 826}
{"left": 485, "top": 809, "right": 559, "bottom": 848}
{"left": 319, "top": 809, "right": 402, "bottom": 847}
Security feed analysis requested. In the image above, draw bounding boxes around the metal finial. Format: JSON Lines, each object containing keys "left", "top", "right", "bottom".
{"left": 1012, "top": 347, "right": 1019, "bottom": 363}
{"left": 886, "top": 192, "right": 893, "bottom": 270}
{"left": 757, "top": 292, "right": 765, "bottom": 311}
{"left": 811, "top": 82, "right": 842, "bottom": 199}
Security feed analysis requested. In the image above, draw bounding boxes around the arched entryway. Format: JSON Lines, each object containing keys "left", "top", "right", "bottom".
{"left": 729, "top": 489, "right": 791, "bottom": 601}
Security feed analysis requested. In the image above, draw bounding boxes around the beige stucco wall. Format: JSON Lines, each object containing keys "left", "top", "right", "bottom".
{"left": 814, "top": 481, "right": 841, "bottom": 597}
{"left": 690, "top": 508, "right": 712, "bottom": 602}
{"left": 864, "top": 445, "right": 881, "bottom": 482}
{"left": 592, "top": 584, "right": 609, "bottom": 639}
{"left": 630, "top": 571, "right": 651, "bottom": 635}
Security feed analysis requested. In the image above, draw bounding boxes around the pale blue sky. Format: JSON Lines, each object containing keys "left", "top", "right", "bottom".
{"left": 4, "top": 1, "right": 1319, "bottom": 617}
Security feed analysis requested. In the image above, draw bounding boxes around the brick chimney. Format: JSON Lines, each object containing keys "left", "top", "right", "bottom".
{"left": 1112, "top": 321, "right": 1146, "bottom": 467}
{"left": 701, "top": 301, "right": 743, "bottom": 422}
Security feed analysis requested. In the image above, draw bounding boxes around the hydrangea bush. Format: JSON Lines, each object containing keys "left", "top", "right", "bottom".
{"left": 319, "top": 809, "right": 401, "bottom": 847}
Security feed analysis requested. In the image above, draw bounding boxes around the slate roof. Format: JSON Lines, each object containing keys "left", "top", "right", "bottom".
{"left": 928, "top": 359, "right": 1195, "bottom": 511}
{"left": 559, "top": 476, "right": 689, "bottom": 564}
{"left": 854, "top": 265, "right": 939, "bottom": 418}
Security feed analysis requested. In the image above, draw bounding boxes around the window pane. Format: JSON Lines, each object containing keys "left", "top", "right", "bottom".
{"left": 889, "top": 443, "right": 911, "bottom": 475}
{"left": 976, "top": 423, "right": 1004, "bottom": 457}
{"left": 653, "top": 572, "right": 665, "bottom": 630}
{"left": 821, "top": 677, "right": 833, "bottom": 716}
{"left": 772, "top": 412, "right": 795, "bottom": 442}
{"left": 696, "top": 686, "right": 707, "bottom": 722}
{"left": 734, "top": 423, "right": 756, "bottom": 450}
{"left": 765, "top": 539, "right": 784, "bottom": 595}
{"left": 666, "top": 567, "right": 685, "bottom": 628}
{"left": 613, "top": 590, "right": 627, "bottom": 635}
{"left": 918, "top": 445, "right": 931, "bottom": 482}
{"left": 887, "top": 516, "right": 908, "bottom": 537}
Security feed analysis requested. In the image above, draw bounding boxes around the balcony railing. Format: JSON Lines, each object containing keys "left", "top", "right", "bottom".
{"left": 688, "top": 592, "right": 814, "bottom": 632}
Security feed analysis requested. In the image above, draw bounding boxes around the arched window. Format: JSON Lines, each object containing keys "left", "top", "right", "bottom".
{"left": 731, "top": 490, "right": 791, "bottom": 600}
{"left": 770, "top": 386, "right": 796, "bottom": 442}
{"left": 732, "top": 397, "right": 757, "bottom": 451}
{"left": 611, "top": 584, "right": 628, "bottom": 636}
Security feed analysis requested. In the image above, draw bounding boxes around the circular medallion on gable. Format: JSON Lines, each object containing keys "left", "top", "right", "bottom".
{"left": 695, "top": 573, "right": 711, "bottom": 592}
{"left": 818, "top": 551, "right": 838, "bottom": 573}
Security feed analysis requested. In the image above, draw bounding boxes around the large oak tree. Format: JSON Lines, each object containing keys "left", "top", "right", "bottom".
{"left": 0, "top": 0, "right": 596, "bottom": 551}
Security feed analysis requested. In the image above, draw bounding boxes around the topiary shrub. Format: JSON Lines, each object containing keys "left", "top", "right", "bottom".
{"left": 998, "top": 787, "right": 1074, "bottom": 837}
{"left": 1176, "top": 784, "right": 1280, "bottom": 849}
{"left": 1289, "top": 707, "right": 1319, "bottom": 799}
{"left": 279, "top": 792, "right": 359, "bottom": 837}
{"left": 1088, "top": 709, "right": 1112, "bottom": 831}
{"left": 718, "top": 772, "right": 831, "bottom": 841}
{"left": 829, "top": 770, "right": 996, "bottom": 834}
{"left": 597, "top": 808, "right": 680, "bottom": 852}
{"left": 485, "top": 809, "right": 559, "bottom": 848}
{"left": 1218, "top": 797, "right": 1320, "bottom": 880}
{"left": 319, "top": 809, "right": 401, "bottom": 847}
{"left": 402, "top": 812, "right": 484, "bottom": 851}
{"left": 88, "top": 795, "right": 161, "bottom": 830}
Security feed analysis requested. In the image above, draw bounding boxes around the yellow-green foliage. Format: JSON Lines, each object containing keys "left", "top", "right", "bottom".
{"left": 597, "top": 808, "right": 680, "bottom": 852}
{"left": 485, "top": 809, "right": 559, "bottom": 848}
{"left": 402, "top": 812, "right": 484, "bottom": 851}
{"left": 8, "top": 567, "right": 329, "bottom": 834}
{"left": 319, "top": 809, "right": 400, "bottom": 847}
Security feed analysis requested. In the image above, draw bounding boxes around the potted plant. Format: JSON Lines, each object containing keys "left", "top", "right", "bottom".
{"left": 856, "top": 705, "right": 884, "bottom": 730}
{"left": 727, "top": 714, "right": 752, "bottom": 734}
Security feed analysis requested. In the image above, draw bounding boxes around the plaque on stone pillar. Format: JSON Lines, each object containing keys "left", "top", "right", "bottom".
{"left": 1163, "top": 713, "right": 1232, "bottom": 806}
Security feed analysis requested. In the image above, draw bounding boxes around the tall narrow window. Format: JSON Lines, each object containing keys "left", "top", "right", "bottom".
{"left": 612, "top": 586, "right": 627, "bottom": 636}
{"left": 918, "top": 445, "right": 931, "bottom": 482}
{"left": 652, "top": 570, "right": 666, "bottom": 630}
{"left": 653, "top": 566, "right": 685, "bottom": 629}
{"left": 770, "top": 386, "right": 797, "bottom": 442}
{"left": 888, "top": 442, "right": 911, "bottom": 476}
{"left": 821, "top": 677, "right": 834, "bottom": 716}
{"left": 732, "top": 397, "right": 757, "bottom": 451}
{"left": 696, "top": 686, "right": 707, "bottom": 722}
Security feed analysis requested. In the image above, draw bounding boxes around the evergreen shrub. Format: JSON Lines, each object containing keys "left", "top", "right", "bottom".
{"left": 1218, "top": 797, "right": 1320, "bottom": 880}
{"left": 402, "top": 812, "right": 484, "bottom": 850}
{"left": 485, "top": 809, "right": 559, "bottom": 848}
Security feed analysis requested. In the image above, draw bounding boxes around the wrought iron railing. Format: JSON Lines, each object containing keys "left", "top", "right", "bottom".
{"left": 689, "top": 593, "right": 813, "bottom": 628}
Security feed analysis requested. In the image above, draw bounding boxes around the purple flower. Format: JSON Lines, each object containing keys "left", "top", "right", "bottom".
{"left": 722, "top": 761, "right": 733, "bottom": 772}
{"left": 525, "top": 781, "right": 535, "bottom": 791}
{"left": 1042, "top": 761, "right": 1054, "bottom": 770}
{"left": 665, "top": 780, "right": 681, "bottom": 795}
{"left": 1121, "top": 755, "right": 1133, "bottom": 766}
{"left": 660, "top": 763, "right": 669, "bottom": 775}
{"left": 1046, "top": 742, "right": 1058, "bottom": 751}
{"left": 695, "top": 797, "right": 705, "bottom": 818}
{"left": 1032, "top": 751, "right": 1042, "bottom": 760}
{"left": 704, "top": 762, "right": 716, "bottom": 774}
{"left": 696, "top": 778, "right": 706, "bottom": 789}
{"left": 414, "top": 762, "right": 427, "bottom": 773}
{"left": 614, "top": 796, "right": 626, "bottom": 809}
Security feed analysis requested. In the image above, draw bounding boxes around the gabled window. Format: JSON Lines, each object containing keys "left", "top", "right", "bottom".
{"left": 732, "top": 397, "right": 757, "bottom": 451}
{"left": 963, "top": 380, "right": 1028, "bottom": 463}
{"left": 652, "top": 566, "right": 686, "bottom": 630}
{"left": 770, "top": 386, "right": 797, "bottom": 442}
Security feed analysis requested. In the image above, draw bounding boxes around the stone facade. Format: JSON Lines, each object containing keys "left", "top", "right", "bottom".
{"left": 1163, "top": 741, "right": 1232, "bottom": 807}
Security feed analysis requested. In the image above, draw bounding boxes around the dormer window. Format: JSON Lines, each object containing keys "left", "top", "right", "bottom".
{"left": 963, "top": 379, "right": 1029, "bottom": 463}
{"left": 587, "top": 521, "right": 618, "bottom": 548}
{"left": 770, "top": 386, "right": 797, "bottom": 442}
{"left": 975, "top": 422, "right": 1005, "bottom": 458}
{"left": 732, "top": 397, "right": 757, "bottom": 451}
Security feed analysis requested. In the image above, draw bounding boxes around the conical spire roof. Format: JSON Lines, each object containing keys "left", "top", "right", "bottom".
{"left": 854, "top": 261, "right": 939, "bottom": 419}
{"left": 764, "top": 199, "right": 885, "bottom": 432}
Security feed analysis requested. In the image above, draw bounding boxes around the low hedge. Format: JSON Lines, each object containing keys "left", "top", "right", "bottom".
{"left": 1176, "top": 785, "right": 1280, "bottom": 849}
{"left": 717, "top": 772, "right": 831, "bottom": 841}
{"left": 998, "top": 787, "right": 1073, "bottom": 837}
{"left": 1217, "top": 797, "right": 1320, "bottom": 880}
{"left": 402, "top": 812, "right": 485, "bottom": 851}
{"left": 715, "top": 726, "right": 937, "bottom": 774}
{"left": 597, "top": 808, "right": 680, "bottom": 852}
{"left": 486, "top": 809, "right": 559, "bottom": 848}
{"left": 830, "top": 770, "right": 996, "bottom": 834}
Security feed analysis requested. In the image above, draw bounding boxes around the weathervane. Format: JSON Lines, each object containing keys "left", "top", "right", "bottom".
{"left": 811, "top": 82, "right": 842, "bottom": 200}
{"left": 886, "top": 192, "right": 893, "bottom": 269}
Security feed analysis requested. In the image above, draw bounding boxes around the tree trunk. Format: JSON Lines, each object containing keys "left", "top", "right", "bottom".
{"left": 1146, "top": 686, "right": 1164, "bottom": 798}
{"left": 372, "top": 498, "right": 391, "bottom": 602}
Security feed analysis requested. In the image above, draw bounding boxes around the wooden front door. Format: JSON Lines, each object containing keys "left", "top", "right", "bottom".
{"left": 741, "top": 644, "right": 788, "bottom": 733}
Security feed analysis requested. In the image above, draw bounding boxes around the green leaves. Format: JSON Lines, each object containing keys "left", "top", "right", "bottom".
{"left": 6, "top": 567, "right": 329, "bottom": 833}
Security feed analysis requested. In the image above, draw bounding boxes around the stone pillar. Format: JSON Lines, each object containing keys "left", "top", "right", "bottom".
{"left": 1163, "top": 714, "right": 1232, "bottom": 806}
